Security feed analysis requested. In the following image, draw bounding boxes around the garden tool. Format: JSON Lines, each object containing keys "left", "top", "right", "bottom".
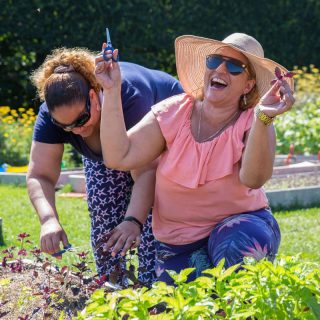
{"left": 103, "top": 27, "right": 119, "bottom": 62}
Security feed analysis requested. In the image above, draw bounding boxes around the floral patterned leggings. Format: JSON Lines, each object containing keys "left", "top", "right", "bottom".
{"left": 83, "top": 157, "right": 156, "bottom": 285}
{"left": 155, "top": 208, "right": 281, "bottom": 285}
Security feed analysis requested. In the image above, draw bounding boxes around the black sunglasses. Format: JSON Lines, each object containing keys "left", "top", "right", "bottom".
{"left": 206, "top": 54, "right": 247, "bottom": 75}
{"left": 50, "top": 94, "right": 91, "bottom": 131}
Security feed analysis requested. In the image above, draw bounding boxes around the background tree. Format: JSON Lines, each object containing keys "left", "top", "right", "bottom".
{"left": 1, "top": 0, "right": 319, "bottom": 109}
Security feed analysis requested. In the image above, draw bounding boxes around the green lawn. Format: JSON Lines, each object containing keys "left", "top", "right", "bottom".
{"left": 0, "top": 184, "right": 91, "bottom": 268}
{"left": 0, "top": 185, "right": 319, "bottom": 266}
{"left": 276, "top": 207, "right": 320, "bottom": 263}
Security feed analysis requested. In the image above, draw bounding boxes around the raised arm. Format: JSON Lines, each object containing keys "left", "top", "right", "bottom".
{"left": 240, "top": 79, "right": 295, "bottom": 188}
{"left": 26, "top": 141, "right": 69, "bottom": 257}
{"left": 95, "top": 46, "right": 165, "bottom": 171}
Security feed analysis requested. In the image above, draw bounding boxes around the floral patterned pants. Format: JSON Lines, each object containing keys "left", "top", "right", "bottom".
{"left": 83, "top": 157, "right": 156, "bottom": 285}
{"left": 155, "top": 208, "right": 281, "bottom": 285}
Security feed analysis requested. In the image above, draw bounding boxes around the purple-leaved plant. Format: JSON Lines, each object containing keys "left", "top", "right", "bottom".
{"left": 270, "top": 67, "right": 295, "bottom": 85}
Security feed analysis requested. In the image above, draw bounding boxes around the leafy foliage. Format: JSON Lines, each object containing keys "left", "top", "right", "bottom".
{"left": 270, "top": 67, "right": 295, "bottom": 85}
{"left": 0, "top": 105, "right": 82, "bottom": 167}
{"left": 275, "top": 101, "right": 320, "bottom": 155}
{"left": 0, "top": 106, "right": 35, "bottom": 166}
{"left": 78, "top": 256, "right": 320, "bottom": 319}
{"left": 274, "top": 65, "right": 320, "bottom": 155}
{"left": 0, "top": 233, "right": 107, "bottom": 319}
{"left": 293, "top": 65, "right": 320, "bottom": 103}
{"left": 1, "top": 0, "right": 320, "bottom": 108}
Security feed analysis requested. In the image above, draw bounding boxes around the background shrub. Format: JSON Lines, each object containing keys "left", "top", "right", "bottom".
{"left": 1, "top": 0, "right": 320, "bottom": 109}
{"left": 0, "top": 106, "right": 35, "bottom": 166}
{"left": 0, "top": 106, "right": 82, "bottom": 167}
{"left": 275, "top": 66, "right": 320, "bottom": 155}
{"left": 1, "top": 1, "right": 319, "bottom": 163}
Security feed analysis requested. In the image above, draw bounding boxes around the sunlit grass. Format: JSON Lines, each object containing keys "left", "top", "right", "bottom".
{"left": 0, "top": 184, "right": 92, "bottom": 269}
{"left": 275, "top": 207, "right": 320, "bottom": 263}
{"left": 1, "top": 185, "right": 319, "bottom": 269}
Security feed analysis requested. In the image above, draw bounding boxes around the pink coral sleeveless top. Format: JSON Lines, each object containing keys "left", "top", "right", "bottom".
{"left": 151, "top": 93, "right": 269, "bottom": 245}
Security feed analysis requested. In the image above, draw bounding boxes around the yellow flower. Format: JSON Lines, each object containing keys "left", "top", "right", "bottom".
{"left": 0, "top": 106, "right": 10, "bottom": 115}
{"left": 18, "top": 108, "right": 26, "bottom": 112}
{"left": 3, "top": 133, "right": 9, "bottom": 138}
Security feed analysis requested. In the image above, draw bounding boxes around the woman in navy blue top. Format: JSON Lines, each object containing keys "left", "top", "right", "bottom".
{"left": 28, "top": 47, "right": 183, "bottom": 285}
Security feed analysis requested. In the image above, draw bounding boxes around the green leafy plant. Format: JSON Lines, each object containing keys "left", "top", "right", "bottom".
{"left": 0, "top": 106, "right": 35, "bottom": 166}
{"left": 275, "top": 99, "right": 320, "bottom": 155}
{"left": 78, "top": 256, "right": 320, "bottom": 320}
{"left": 275, "top": 65, "right": 320, "bottom": 155}
{"left": 0, "top": 106, "right": 82, "bottom": 168}
{"left": 0, "top": 233, "right": 104, "bottom": 319}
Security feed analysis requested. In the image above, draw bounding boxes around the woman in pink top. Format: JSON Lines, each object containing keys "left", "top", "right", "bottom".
{"left": 95, "top": 33, "right": 295, "bottom": 284}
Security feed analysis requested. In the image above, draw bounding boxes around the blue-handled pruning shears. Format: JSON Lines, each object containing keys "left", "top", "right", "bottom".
{"left": 51, "top": 243, "right": 74, "bottom": 257}
{"left": 103, "top": 28, "right": 119, "bottom": 62}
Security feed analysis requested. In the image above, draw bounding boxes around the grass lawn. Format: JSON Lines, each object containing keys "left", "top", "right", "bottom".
{"left": 0, "top": 184, "right": 92, "bottom": 269}
{"left": 0, "top": 184, "right": 319, "bottom": 267}
{"left": 276, "top": 207, "right": 320, "bottom": 263}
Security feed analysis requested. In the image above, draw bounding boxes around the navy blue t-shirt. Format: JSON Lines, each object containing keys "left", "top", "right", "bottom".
{"left": 33, "top": 62, "right": 183, "bottom": 161}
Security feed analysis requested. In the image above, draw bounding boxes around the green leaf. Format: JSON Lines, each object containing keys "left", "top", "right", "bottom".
{"left": 167, "top": 268, "right": 195, "bottom": 284}
{"left": 300, "top": 287, "right": 320, "bottom": 319}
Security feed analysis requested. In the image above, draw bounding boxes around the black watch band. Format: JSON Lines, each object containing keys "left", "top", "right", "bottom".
{"left": 123, "top": 216, "right": 143, "bottom": 231}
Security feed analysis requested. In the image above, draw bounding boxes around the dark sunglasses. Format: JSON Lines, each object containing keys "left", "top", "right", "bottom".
{"left": 206, "top": 54, "right": 247, "bottom": 75}
{"left": 50, "top": 94, "right": 91, "bottom": 131}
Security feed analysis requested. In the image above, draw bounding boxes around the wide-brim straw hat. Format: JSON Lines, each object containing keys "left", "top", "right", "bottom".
{"left": 175, "top": 33, "right": 294, "bottom": 99}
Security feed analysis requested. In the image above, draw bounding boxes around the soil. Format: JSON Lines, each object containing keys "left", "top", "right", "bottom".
{"left": 0, "top": 261, "right": 93, "bottom": 320}
{"left": 265, "top": 172, "right": 320, "bottom": 190}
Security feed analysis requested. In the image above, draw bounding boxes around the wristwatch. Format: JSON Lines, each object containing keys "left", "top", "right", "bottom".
{"left": 255, "top": 106, "right": 275, "bottom": 126}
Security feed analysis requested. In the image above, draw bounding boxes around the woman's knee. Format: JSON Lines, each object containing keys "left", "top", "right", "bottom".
{"left": 208, "top": 211, "right": 281, "bottom": 268}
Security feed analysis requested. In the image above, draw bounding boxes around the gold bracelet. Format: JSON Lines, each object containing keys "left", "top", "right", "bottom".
{"left": 255, "top": 106, "right": 274, "bottom": 126}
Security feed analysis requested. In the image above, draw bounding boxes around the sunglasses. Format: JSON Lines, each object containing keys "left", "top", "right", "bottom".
{"left": 50, "top": 94, "right": 91, "bottom": 131}
{"left": 206, "top": 54, "right": 247, "bottom": 75}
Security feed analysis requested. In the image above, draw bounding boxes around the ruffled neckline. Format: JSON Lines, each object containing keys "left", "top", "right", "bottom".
{"left": 156, "top": 94, "right": 254, "bottom": 188}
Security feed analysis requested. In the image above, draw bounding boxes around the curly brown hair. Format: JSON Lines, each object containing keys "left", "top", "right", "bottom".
{"left": 30, "top": 47, "right": 101, "bottom": 111}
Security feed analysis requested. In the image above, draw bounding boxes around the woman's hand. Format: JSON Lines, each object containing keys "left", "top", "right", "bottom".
{"left": 94, "top": 43, "right": 121, "bottom": 91}
{"left": 104, "top": 221, "right": 141, "bottom": 257}
{"left": 258, "top": 79, "right": 295, "bottom": 118}
{"left": 40, "top": 217, "right": 69, "bottom": 259}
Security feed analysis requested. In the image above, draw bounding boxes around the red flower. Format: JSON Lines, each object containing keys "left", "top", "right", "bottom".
{"left": 17, "top": 233, "right": 30, "bottom": 240}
